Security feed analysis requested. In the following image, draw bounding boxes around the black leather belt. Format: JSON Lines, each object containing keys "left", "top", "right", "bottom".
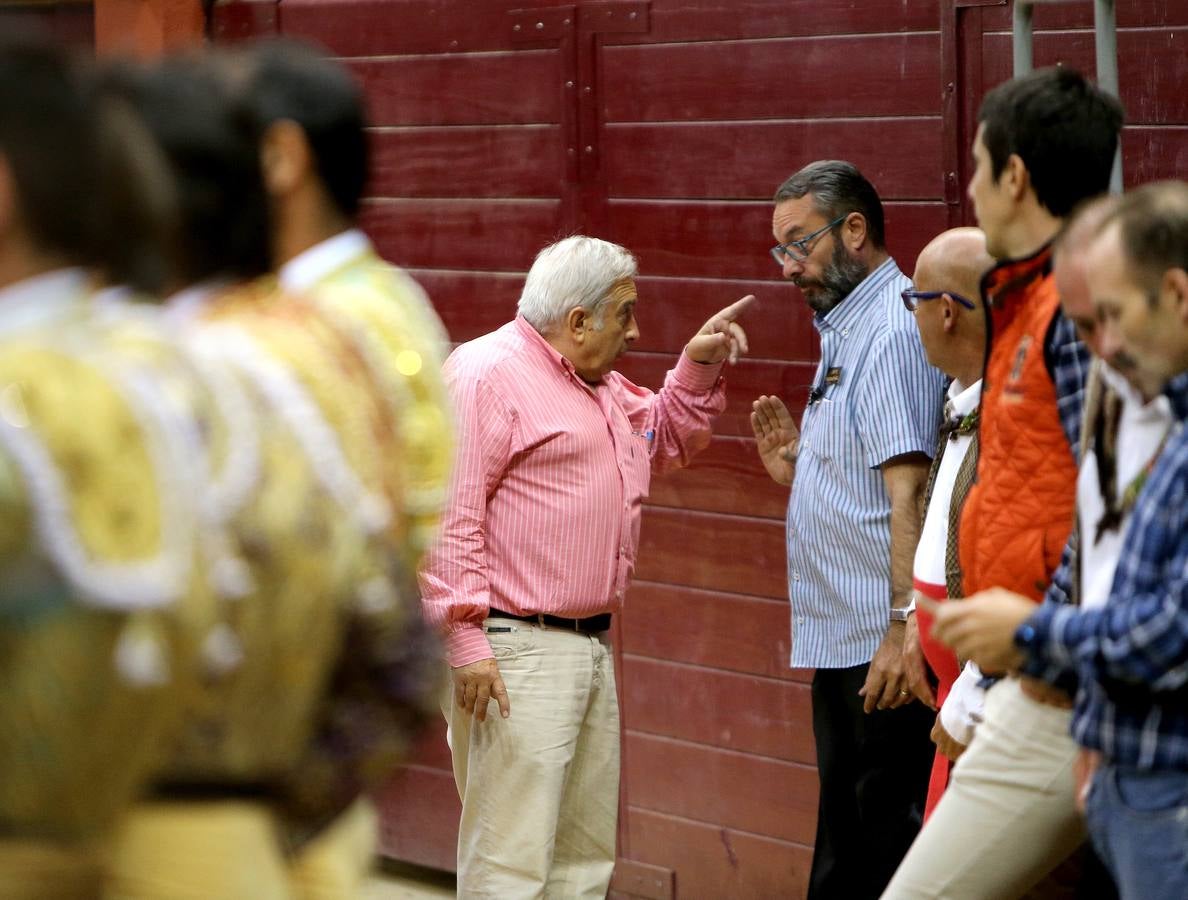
{"left": 488, "top": 608, "right": 612, "bottom": 634}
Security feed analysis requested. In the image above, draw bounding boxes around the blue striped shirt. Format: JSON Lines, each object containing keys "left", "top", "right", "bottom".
{"left": 1020, "top": 369, "right": 1188, "bottom": 771}
{"left": 787, "top": 258, "right": 945, "bottom": 669}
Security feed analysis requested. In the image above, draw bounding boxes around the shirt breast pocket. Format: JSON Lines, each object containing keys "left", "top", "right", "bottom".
{"left": 806, "top": 400, "right": 859, "bottom": 467}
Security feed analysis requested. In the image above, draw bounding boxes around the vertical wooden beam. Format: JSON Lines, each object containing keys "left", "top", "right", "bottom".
{"left": 93, "top": 0, "right": 206, "bottom": 59}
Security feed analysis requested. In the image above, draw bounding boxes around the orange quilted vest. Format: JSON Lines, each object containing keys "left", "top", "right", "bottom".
{"left": 958, "top": 244, "right": 1077, "bottom": 601}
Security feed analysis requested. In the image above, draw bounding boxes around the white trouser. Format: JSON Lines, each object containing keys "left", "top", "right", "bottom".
{"left": 882, "top": 677, "right": 1085, "bottom": 899}
{"left": 444, "top": 620, "right": 620, "bottom": 900}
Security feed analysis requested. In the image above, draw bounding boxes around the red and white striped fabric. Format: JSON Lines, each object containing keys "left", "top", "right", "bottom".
{"left": 419, "top": 316, "right": 725, "bottom": 667}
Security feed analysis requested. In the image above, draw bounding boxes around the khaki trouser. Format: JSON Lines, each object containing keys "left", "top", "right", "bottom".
{"left": 103, "top": 800, "right": 292, "bottom": 900}
{"left": 0, "top": 839, "right": 103, "bottom": 900}
{"left": 444, "top": 620, "right": 619, "bottom": 900}
{"left": 289, "top": 797, "right": 379, "bottom": 900}
{"left": 882, "top": 677, "right": 1086, "bottom": 899}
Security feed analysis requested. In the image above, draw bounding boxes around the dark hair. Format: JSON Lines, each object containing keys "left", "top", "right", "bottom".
{"left": 0, "top": 35, "right": 101, "bottom": 265}
{"left": 111, "top": 57, "right": 271, "bottom": 286}
{"left": 773, "top": 160, "right": 886, "bottom": 250}
{"left": 242, "top": 39, "right": 369, "bottom": 219}
{"left": 978, "top": 67, "right": 1123, "bottom": 219}
{"left": 1106, "top": 181, "right": 1188, "bottom": 297}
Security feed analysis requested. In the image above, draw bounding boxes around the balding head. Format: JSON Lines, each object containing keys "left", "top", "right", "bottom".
{"left": 909, "top": 228, "right": 992, "bottom": 384}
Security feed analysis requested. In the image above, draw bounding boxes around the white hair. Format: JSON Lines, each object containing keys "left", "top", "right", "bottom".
{"left": 517, "top": 236, "right": 638, "bottom": 333}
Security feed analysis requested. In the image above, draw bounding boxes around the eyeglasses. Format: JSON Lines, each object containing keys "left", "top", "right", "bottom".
{"left": 770, "top": 214, "right": 847, "bottom": 266}
{"left": 900, "top": 289, "right": 977, "bottom": 312}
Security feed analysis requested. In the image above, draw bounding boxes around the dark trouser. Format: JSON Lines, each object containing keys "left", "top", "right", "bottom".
{"left": 808, "top": 663, "right": 934, "bottom": 900}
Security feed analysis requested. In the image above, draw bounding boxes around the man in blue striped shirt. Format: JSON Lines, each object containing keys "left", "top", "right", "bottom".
{"left": 752, "top": 160, "right": 944, "bottom": 899}
{"left": 932, "top": 181, "right": 1188, "bottom": 900}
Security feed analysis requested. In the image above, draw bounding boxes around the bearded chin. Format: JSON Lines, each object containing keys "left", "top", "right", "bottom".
{"left": 802, "top": 244, "right": 870, "bottom": 315}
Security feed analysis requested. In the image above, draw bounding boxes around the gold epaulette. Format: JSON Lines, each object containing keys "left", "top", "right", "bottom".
{"left": 306, "top": 256, "right": 455, "bottom": 558}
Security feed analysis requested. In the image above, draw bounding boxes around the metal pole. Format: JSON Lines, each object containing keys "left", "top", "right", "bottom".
{"left": 1094, "top": 0, "right": 1124, "bottom": 192}
{"left": 1013, "top": 1, "right": 1034, "bottom": 77}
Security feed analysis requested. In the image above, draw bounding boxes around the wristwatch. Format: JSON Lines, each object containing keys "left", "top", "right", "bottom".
{"left": 889, "top": 596, "right": 917, "bottom": 623}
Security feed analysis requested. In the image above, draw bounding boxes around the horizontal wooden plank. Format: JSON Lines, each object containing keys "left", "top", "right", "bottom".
{"left": 603, "top": 199, "right": 950, "bottom": 282}
{"left": 602, "top": 33, "right": 942, "bottom": 123}
{"left": 284, "top": 0, "right": 568, "bottom": 56}
{"left": 622, "top": 656, "right": 814, "bottom": 764}
{"left": 375, "top": 764, "right": 460, "bottom": 870}
{"left": 982, "top": 29, "right": 1188, "bottom": 125}
{"left": 604, "top": 119, "right": 945, "bottom": 201}
{"left": 411, "top": 269, "right": 523, "bottom": 342}
{"left": 617, "top": 0, "right": 939, "bottom": 46}
{"left": 350, "top": 50, "right": 563, "bottom": 127}
{"left": 625, "top": 807, "right": 812, "bottom": 900}
{"left": 982, "top": 2, "right": 1188, "bottom": 30}
{"left": 1121, "top": 126, "right": 1188, "bottom": 187}
{"left": 624, "top": 733, "right": 818, "bottom": 844}
{"left": 631, "top": 274, "right": 818, "bottom": 360}
{"left": 620, "top": 582, "right": 804, "bottom": 683}
{"left": 369, "top": 125, "right": 563, "bottom": 198}
{"left": 361, "top": 198, "right": 564, "bottom": 272}
{"left": 282, "top": 0, "right": 940, "bottom": 57}
{"left": 616, "top": 353, "right": 819, "bottom": 438}
{"left": 647, "top": 434, "right": 789, "bottom": 520}
{"left": 634, "top": 506, "right": 788, "bottom": 599}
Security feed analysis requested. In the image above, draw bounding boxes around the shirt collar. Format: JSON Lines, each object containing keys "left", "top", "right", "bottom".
{"left": 279, "top": 229, "right": 372, "bottom": 292}
{"left": 947, "top": 377, "right": 983, "bottom": 418}
{"left": 981, "top": 240, "right": 1053, "bottom": 310}
{"left": 1163, "top": 370, "right": 1188, "bottom": 421}
{"left": 514, "top": 315, "right": 580, "bottom": 378}
{"left": 814, "top": 257, "right": 900, "bottom": 336}
{"left": 0, "top": 268, "right": 89, "bottom": 332}
{"left": 164, "top": 278, "right": 231, "bottom": 323}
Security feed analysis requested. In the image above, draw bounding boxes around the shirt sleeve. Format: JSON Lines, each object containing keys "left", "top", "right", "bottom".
{"left": 854, "top": 328, "right": 944, "bottom": 469}
{"left": 1044, "top": 311, "right": 1091, "bottom": 461}
{"left": 1023, "top": 529, "right": 1188, "bottom": 694}
{"left": 614, "top": 352, "right": 727, "bottom": 475}
{"left": 417, "top": 363, "right": 515, "bottom": 667}
{"left": 938, "top": 662, "right": 987, "bottom": 747}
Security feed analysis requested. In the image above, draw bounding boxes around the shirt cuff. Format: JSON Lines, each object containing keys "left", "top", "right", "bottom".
{"left": 445, "top": 624, "right": 495, "bottom": 667}
{"left": 1017, "top": 602, "right": 1078, "bottom": 672}
{"left": 674, "top": 351, "right": 725, "bottom": 392}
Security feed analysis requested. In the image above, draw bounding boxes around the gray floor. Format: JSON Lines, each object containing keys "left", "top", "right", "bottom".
{"left": 364, "top": 861, "right": 456, "bottom": 898}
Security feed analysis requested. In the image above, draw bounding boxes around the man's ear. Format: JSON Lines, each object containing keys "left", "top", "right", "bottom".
{"left": 1002, "top": 153, "right": 1030, "bottom": 203}
{"left": 1164, "top": 268, "right": 1188, "bottom": 326}
{"left": 260, "top": 120, "right": 310, "bottom": 195}
{"left": 941, "top": 293, "right": 959, "bottom": 333}
{"left": 0, "top": 155, "right": 16, "bottom": 239}
{"left": 842, "top": 211, "right": 868, "bottom": 253}
{"left": 565, "top": 305, "right": 589, "bottom": 342}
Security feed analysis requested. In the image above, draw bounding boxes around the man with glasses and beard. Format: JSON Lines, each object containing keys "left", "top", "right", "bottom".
{"left": 751, "top": 160, "right": 944, "bottom": 898}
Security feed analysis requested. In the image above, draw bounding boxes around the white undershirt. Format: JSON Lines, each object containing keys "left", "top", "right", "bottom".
{"left": 278, "top": 229, "right": 371, "bottom": 293}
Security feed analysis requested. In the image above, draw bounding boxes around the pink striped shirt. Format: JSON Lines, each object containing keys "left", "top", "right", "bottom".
{"left": 420, "top": 316, "right": 726, "bottom": 666}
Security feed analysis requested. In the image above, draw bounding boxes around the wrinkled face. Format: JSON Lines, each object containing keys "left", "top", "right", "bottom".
{"left": 967, "top": 125, "right": 1012, "bottom": 259}
{"left": 1087, "top": 226, "right": 1188, "bottom": 397}
{"left": 1054, "top": 244, "right": 1143, "bottom": 392}
{"left": 771, "top": 195, "right": 866, "bottom": 314}
{"left": 575, "top": 277, "right": 640, "bottom": 382}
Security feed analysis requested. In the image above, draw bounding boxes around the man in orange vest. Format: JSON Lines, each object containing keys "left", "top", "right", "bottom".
{"left": 882, "top": 67, "right": 1122, "bottom": 898}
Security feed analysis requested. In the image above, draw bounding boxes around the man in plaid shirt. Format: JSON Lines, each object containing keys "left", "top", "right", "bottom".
{"left": 932, "top": 180, "right": 1188, "bottom": 900}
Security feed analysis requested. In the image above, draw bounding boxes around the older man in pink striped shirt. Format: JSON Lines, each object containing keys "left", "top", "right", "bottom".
{"left": 419, "top": 235, "right": 753, "bottom": 897}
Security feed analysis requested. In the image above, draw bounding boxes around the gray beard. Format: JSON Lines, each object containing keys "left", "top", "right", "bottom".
{"left": 800, "top": 242, "right": 871, "bottom": 315}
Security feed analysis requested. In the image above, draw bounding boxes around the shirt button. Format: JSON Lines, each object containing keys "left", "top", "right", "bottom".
{"left": 792, "top": 571, "right": 801, "bottom": 582}
{"left": 797, "top": 616, "right": 805, "bottom": 624}
{"left": 841, "top": 328, "right": 849, "bottom": 337}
